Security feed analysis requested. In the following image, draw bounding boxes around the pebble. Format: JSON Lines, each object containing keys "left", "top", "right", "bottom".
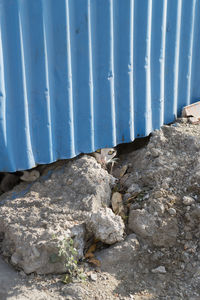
{"left": 168, "top": 207, "right": 176, "bottom": 216}
{"left": 90, "top": 273, "right": 98, "bottom": 281}
{"left": 151, "top": 266, "right": 166, "bottom": 274}
{"left": 162, "top": 182, "right": 169, "bottom": 189}
{"left": 67, "top": 178, "right": 73, "bottom": 185}
{"left": 183, "top": 196, "right": 195, "bottom": 205}
{"left": 154, "top": 191, "right": 163, "bottom": 198}
{"left": 145, "top": 151, "right": 151, "bottom": 157}
{"left": 151, "top": 148, "right": 161, "bottom": 158}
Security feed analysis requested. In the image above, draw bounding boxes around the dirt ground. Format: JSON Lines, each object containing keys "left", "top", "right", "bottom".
{"left": 1, "top": 118, "right": 200, "bottom": 300}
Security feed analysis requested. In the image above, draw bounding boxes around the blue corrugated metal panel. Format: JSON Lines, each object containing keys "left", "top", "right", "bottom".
{"left": 0, "top": 0, "right": 200, "bottom": 171}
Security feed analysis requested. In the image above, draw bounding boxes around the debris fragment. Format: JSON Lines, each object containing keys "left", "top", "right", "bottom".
{"left": 119, "top": 165, "right": 128, "bottom": 178}
{"left": 111, "top": 192, "right": 125, "bottom": 219}
{"left": 182, "top": 101, "right": 200, "bottom": 124}
{"left": 89, "top": 273, "right": 98, "bottom": 281}
{"left": 86, "top": 208, "right": 125, "bottom": 244}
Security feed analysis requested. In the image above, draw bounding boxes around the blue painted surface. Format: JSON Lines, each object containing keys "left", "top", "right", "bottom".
{"left": 0, "top": 0, "right": 200, "bottom": 171}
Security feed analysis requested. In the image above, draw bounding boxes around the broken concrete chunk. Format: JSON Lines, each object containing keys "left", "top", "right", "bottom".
{"left": 0, "top": 156, "right": 114, "bottom": 274}
{"left": 86, "top": 208, "right": 125, "bottom": 245}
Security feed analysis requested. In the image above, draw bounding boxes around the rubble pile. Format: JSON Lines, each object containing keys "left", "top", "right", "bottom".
{"left": 0, "top": 118, "right": 200, "bottom": 299}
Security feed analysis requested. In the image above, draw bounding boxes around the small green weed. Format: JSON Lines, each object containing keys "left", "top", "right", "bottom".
{"left": 51, "top": 236, "right": 86, "bottom": 284}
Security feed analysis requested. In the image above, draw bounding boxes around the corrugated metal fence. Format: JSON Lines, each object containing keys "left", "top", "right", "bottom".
{"left": 0, "top": 0, "right": 200, "bottom": 171}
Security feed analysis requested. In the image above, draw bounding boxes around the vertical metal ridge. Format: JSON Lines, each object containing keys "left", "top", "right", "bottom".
{"left": 0, "top": 3, "right": 15, "bottom": 170}
{"left": 41, "top": 3, "right": 54, "bottom": 162}
{"left": 0, "top": 23, "right": 7, "bottom": 147}
{"left": 109, "top": 0, "right": 116, "bottom": 145}
{"left": 87, "top": 0, "right": 95, "bottom": 152}
{"left": 160, "top": 0, "right": 168, "bottom": 127}
{"left": 65, "top": 0, "right": 75, "bottom": 157}
{"left": 173, "top": 0, "right": 182, "bottom": 117}
{"left": 129, "top": 0, "right": 134, "bottom": 141}
{"left": 186, "top": 0, "right": 196, "bottom": 105}
{"left": 145, "top": 0, "right": 152, "bottom": 133}
{"left": 18, "top": 9, "right": 35, "bottom": 165}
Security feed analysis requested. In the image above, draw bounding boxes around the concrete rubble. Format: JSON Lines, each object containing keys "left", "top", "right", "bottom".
{"left": 0, "top": 156, "right": 116, "bottom": 274}
{"left": 86, "top": 207, "right": 124, "bottom": 245}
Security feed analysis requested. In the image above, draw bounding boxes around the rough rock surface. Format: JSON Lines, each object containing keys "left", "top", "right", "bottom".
{"left": 128, "top": 201, "right": 179, "bottom": 247}
{"left": 0, "top": 156, "right": 115, "bottom": 274}
{"left": 96, "top": 234, "right": 140, "bottom": 272}
{"left": 86, "top": 207, "right": 124, "bottom": 244}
